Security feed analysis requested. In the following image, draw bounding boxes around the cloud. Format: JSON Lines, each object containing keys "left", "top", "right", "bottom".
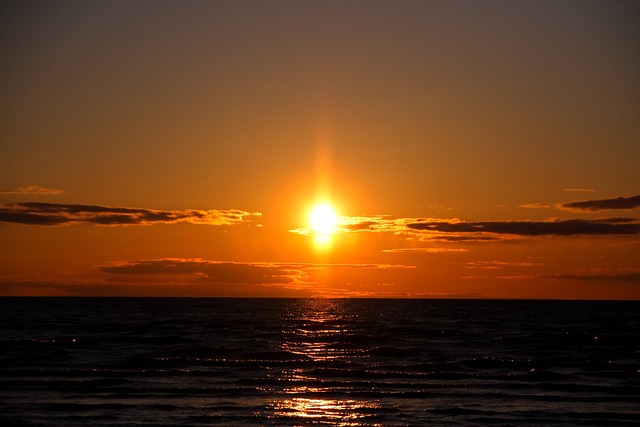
{"left": 465, "top": 260, "right": 542, "bottom": 270}
{"left": 0, "top": 260, "right": 417, "bottom": 297}
{"left": 418, "top": 234, "right": 502, "bottom": 242}
{"left": 382, "top": 247, "right": 468, "bottom": 253}
{"left": 563, "top": 188, "right": 596, "bottom": 192}
{"left": 406, "top": 218, "right": 640, "bottom": 237}
{"left": 101, "top": 259, "right": 300, "bottom": 284}
{"left": 293, "top": 214, "right": 639, "bottom": 242}
{"left": 462, "top": 274, "right": 536, "bottom": 280}
{"left": 290, "top": 215, "right": 404, "bottom": 236}
{"left": 463, "top": 270, "right": 640, "bottom": 283}
{"left": 543, "top": 272, "right": 640, "bottom": 283}
{"left": 100, "top": 258, "right": 415, "bottom": 286}
{"left": 518, "top": 203, "right": 551, "bottom": 209}
{"left": 608, "top": 240, "right": 640, "bottom": 247}
{"left": 558, "top": 195, "right": 640, "bottom": 212}
{"left": 0, "top": 202, "right": 259, "bottom": 226}
{"left": 0, "top": 185, "right": 63, "bottom": 195}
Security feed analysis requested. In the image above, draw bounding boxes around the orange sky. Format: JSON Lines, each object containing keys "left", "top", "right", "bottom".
{"left": 1, "top": 1, "right": 639, "bottom": 298}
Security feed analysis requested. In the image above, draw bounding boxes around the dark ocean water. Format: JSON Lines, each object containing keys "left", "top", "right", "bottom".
{"left": 0, "top": 298, "right": 638, "bottom": 426}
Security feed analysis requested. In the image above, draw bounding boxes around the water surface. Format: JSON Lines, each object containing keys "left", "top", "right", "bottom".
{"left": 1, "top": 298, "right": 638, "bottom": 425}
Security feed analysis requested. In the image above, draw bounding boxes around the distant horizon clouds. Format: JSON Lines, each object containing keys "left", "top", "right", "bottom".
{"left": 462, "top": 272, "right": 640, "bottom": 283}
{"left": 101, "top": 259, "right": 301, "bottom": 285}
{"left": 543, "top": 272, "right": 640, "bottom": 282}
{"left": 98, "top": 258, "right": 417, "bottom": 294}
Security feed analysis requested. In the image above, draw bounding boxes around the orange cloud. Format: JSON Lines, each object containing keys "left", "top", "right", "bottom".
{"left": 518, "top": 203, "right": 552, "bottom": 209}
{"left": 563, "top": 188, "right": 596, "bottom": 192}
{"left": 0, "top": 185, "right": 63, "bottom": 195}
{"left": 465, "top": 260, "right": 543, "bottom": 270}
{"left": 382, "top": 247, "right": 468, "bottom": 253}
{"left": 290, "top": 215, "right": 406, "bottom": 236}
{"left": 543, "top": 272, "right": 640, "bottom": 282}
{"left": 463, "top": 271, "right": 640, "bottom": 283}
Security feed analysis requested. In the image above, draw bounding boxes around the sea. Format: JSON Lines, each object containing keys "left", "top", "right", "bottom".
{"left": 0, "top": 298, "right": 638, "bottom": 426}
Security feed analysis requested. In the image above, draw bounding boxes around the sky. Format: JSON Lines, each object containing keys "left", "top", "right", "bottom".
{"left": 1, "top": 0, "right": 639, "bottom": 299}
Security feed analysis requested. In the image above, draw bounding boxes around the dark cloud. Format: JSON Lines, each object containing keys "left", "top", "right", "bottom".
{"left": 0, "top": 185, "right": 63, "bottom": 195}
{"left": 558, "top": 195, "right": 640, "bottom": 212}
{"left": 406, "top": 218, "right": 640, "bottom": 236}
{"left": 0, "top": 202, "right": 259, "bottom": 226}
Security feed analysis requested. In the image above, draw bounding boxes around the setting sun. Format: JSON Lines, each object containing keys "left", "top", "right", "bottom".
{"left": 310, "top": 204, "right": 338, "bottom": 235}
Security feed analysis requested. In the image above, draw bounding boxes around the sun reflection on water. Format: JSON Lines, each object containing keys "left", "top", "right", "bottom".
{"left": 259, "top": 299, "right": 382, "bottom": 426}
{"left": 269, "top": 397, "right": 382, "bottom": 427}
{"left": 280, "top": 299, "right": 362, "bottom": 361}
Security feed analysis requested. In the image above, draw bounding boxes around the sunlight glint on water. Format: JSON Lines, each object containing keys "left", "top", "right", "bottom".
{"left": 0, "top": 298, "right": 639, "bottom": 426}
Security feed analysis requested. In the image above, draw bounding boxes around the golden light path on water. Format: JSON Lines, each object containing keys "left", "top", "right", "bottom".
{"left": 269, "top": 397, "right": 381, "bottom": 426}
{"left": 260, "top": 299, "right": 383, "bottom": 426}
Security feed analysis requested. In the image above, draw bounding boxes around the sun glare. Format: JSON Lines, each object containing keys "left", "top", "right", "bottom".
{"left": 310, "top": 204, "right": 337, "bottom": 235}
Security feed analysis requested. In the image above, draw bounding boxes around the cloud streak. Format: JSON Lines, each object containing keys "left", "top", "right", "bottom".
{"left": 543, "top": 272, "right": 640, "bottom": 283}
{"left": 563, "top": 188, "right": 596, "bottom": 193}
{"left": 0, "top": 185, "right": 63, "bottom": 195}
{"left": 382, "top": 247, "right": 468, "bottom": 253}
{"left": 465, "top": 260, "right": 542, "bottom": 269}
{"left": 463, "top": 271, "right": 640, "bottom": 283}
{"left": 558, "top": 195, "right": 640, "bottom": 212}
{"left": 518, "top": 203, "right": 551, "bottom": 209}
{"left": 0, "top": 202, "right": 259, "bottom": 226}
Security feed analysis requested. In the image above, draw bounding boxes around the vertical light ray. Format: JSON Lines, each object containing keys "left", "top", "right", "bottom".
{"left": 314, "top": 112, "right": 333, "bottom": 204}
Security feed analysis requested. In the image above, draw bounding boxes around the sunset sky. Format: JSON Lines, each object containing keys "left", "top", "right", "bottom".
{"left": 1, "top": 0, "right": 639, "bottom": 298}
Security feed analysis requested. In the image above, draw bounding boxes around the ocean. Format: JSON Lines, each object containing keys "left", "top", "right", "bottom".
{"left": 0, "top": 298, "right": 638, "bottom": 426}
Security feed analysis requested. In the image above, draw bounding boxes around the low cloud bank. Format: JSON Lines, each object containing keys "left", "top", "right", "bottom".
{"left": 101, "top": 259, "right": 299, "bottom": 284}
{"left": 100, "top": 258, "right": 415, "bottom": 286}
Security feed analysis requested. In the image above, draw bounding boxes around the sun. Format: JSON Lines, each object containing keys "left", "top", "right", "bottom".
{"left": 310, "top": 203, "right": 338, "bottom": 235}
